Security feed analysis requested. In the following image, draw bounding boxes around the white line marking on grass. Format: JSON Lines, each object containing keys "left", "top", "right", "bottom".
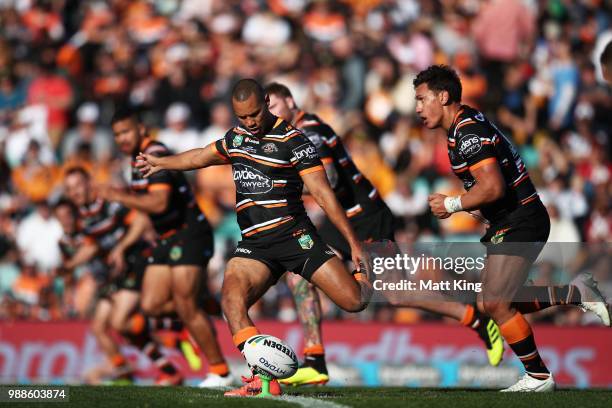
{"left": 278, "top": 395, "right": 351, "bottom": 408}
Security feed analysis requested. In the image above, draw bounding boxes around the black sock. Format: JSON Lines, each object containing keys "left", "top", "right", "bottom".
{"left": 303, "top": 354, "right": 328, "bottom": 374}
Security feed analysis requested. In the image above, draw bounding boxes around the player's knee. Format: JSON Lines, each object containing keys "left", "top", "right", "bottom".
{"left": 140, "top": 297, "right": 160, "bottom": 316}
{"left": 338, "top": 294, "right": 367, "bottom": 313}
{"left": 482, "top": 299, "right": 508, "bottom": 318}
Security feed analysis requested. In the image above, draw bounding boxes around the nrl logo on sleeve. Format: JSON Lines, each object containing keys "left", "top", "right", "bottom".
{"left": 292, "top": 143, "right": 318, "bottom": 161}
{"left": 458, "top": 134, "right": 482, "bottom": 157}
{"left": 298, "top": 234, "right": 314, "bottom": 250}
{"left": 262, "top": 142, "right": 278, "bottom": 153}
{"left": 233, "top": 135, "right": 244, "bottom": 147}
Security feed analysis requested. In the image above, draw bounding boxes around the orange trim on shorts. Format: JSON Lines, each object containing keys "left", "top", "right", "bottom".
{"left": 299, "top": 165, "right": 324, "bottom": 176}
{"left": 209, "top": 362, "right": 230, "bottom": 376}
{"left": 469, "top": 157, "right": 497, "bottom": 172}
{"left": 499, "top": 312, "right": 532, "bottom": 345}
{"left": 321, "top": 157, "right": 334, "bottom": 164}
{"left": 233, "top": 326, "right": 260, "bottom": 347}
{"left": 304, "top": 344, "right": 325, "bottom": 356}
{"left": 460, "top": 304, "right": 475, "bottom": 326}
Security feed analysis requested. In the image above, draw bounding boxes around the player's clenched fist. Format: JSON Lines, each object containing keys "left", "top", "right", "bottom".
{"left": 428, "top": 193, "right": 451, "bottom": 219}
{"left": 135, "top": 152, "right": 162, "bottom": 178}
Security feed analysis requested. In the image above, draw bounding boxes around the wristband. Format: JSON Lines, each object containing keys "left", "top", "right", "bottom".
{"left": 444, "top": 195, "right": 463, "bottom": 213}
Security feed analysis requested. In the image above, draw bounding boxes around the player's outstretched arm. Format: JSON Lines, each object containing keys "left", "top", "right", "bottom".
{"left": 136, "top": 143, "right": 228, "bottom": 177}
{"left": 302, "top": 169, "right": 366, "bottom": 271}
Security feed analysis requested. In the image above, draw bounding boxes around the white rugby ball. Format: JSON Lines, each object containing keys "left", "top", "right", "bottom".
{"left": 243, "top": 334, "right": 298, "bottom": 379}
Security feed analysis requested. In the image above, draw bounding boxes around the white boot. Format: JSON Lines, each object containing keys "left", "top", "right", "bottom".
{"left": 571, "top": 272, "right": 611, "bottom": 326}
{"left": 198, "top": 373, "right": 235, "bottom": 388}
{"left": 501, "top": 373, "right": 555, "bottom": 392}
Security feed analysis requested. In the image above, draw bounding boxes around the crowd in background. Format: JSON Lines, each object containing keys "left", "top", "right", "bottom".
{"left": 0, "top": 0, "right": 610, "bottom": 326}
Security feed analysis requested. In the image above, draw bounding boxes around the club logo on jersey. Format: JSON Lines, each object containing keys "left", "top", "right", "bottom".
{"left": 458, "top": 134, "right": 482, "bottom": 157}
{"left": 233, "top": 135, "right": 244, "bottom": 147}
{"left": 298, "top": 234, "right": 314, "bottom": 250}
{"left": 233, "top": 163, "right": 273, "bottom": 194}
{"left": 303, "top": 130, "right": 324, "bottom": 148}
{"left": 475, "top": 112, "right": 485, "bottom": 122}
{"left": 491, "top": 228, "right": 510, "bottom": 244}
{"left": 170, "top": 245, "right": 183, "bottom": 260}
{"left": 292, "top": 143, "right": 319, "bottom": 162}
{"left": 262, "top": 142, "right": 278, "bottom": 154}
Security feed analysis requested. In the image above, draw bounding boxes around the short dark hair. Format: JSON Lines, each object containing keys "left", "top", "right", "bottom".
{"left": 232, "top": 78, "right": 265, "bottom": 102}
{"left": 53, "top": 198, "right": 78, "bottom": 215}
{"left": 413, "top": 65, "right": 462, "bottom": 103}
{"left": 265, "top": 82, "right": 294, "bottom": 99}
{"left": 111, "top": 105, "right": 141, "bottom": 125}
{"left": 64, "top": 166, "right": 90, "bottom": 180}
{"left": 601, "top": 40, "right": 612, "bottom": 72}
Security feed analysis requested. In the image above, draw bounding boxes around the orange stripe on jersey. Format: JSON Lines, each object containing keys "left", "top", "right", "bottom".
{"left": 261, "top": 133, "right": 301, "bottom": 143}
{"left": 453, "top": 166, "right": 469, "bottom": 174}
{"left": 263, "top": 203, "right": 287, "bottom": 208}
{"left": 327, "top": 138, "right": 338, "bottom": 147}
{"left": 236, "top": 202, "right": 256, "bottom": 212}
{"left": 294, "top": 110, "right": 305, "bottom": 125}
{"left": 321, "top": 157, "right": 333, "bottom": 164}
{"left": 148, "top": 183, "right": 172, "bottom": 192}
{"left": 451, "top": 108, "right": 465, "bottom": 127}
{"left": 244, "top": 217, "right": 294, "bottom": 237}
{"left": 211, "top": 143, "right": 228, "bottom": 162}
{"left": 273, "top": 117, "right": 283, "bottom": 129}
{"left": 469, "top": 157, "right": 497, "bottom": 171}
{"left": 456, "top": 120, "right": 476, "bottom": 130}
{"left": 139, "top": 137, "right": 152, "bottom": 152}
{"left": 299, "top": 165, "right": 324, "bottom": 176}
{"left": 521, "top": 195, "right": 538, "bottom": 205}
{"left": 347, "top": 207, "right": 363, "bottom": 218}
{"left": 228, "top": 152, "right": 292, "bottom": 168}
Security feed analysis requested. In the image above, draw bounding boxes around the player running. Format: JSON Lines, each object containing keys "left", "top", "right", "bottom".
{"left": 136, "top": 79, "right": 373, "bottom": 397}
{"left": 104, "top": 108, "right": 233, "bottom": 387}
{"left": 61, "top": 167, "right": 182, "bottom": 384}
{"left": 265, "top": 82, "right": 505, "bottom": 386}
{"left": 414, "top": 65, "right": 610, "bottom": 392}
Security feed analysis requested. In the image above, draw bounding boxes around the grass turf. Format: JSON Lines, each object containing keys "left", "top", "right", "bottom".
{"left": 12, "top": 386, "right": 612, "bottom": 408}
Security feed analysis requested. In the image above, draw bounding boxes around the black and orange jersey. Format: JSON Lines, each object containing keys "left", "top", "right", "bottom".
{"left": 447, "top": 105, "right": 539, "bottom": 223}
{"left": 213, "top": 117, "right": 323, "bottom": 240}
{"left": 58, "top": 231, "right": 85, "bottom": 260}
{"left": 294, "top": 110, "right": 387, "bottom": 219}
{"left": 131, "top": 138, "right": 208, "bottom": 236}
{"left": 77, "top": 198, "right": 132, "bottom": 253}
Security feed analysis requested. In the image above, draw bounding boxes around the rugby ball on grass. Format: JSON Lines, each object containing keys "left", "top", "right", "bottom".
{"left": 243, "top": 334, "right": 298, "bottom": 379}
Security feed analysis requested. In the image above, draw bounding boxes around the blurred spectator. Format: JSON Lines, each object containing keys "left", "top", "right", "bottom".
{"left": 201, "top": 102, "right": 232, "bottom": 146}
{"left": 15, "top": 200, "right": 63, "bottom": 273}
{"left": 62, "top": 102, "right": 113, "bottom": 162}
{"left": 26, "top": 47, "right": 73, "bottom": 146}
{"left": 157, "top": 102, "right": 201, "bottom": 153}
{"left": 11, "top": 139, "right": 60, "bottom": 202}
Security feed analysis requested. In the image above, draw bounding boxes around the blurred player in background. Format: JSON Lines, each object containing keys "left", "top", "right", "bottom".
{"left": 136, "top": 79, "right": 373, "bottom": 397}
{"left": 266, "top": 82, "right": 504, "bottom": 386}
{"left": 105, "top": 108, "right": 233, "bottom": 387}
{"left": 414, "top": 65, "right": 610, "bottom": 392}
{"left": 60, "top": 167, "right": 183, "bottom": 384}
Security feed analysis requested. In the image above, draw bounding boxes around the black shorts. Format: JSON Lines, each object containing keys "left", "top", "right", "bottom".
{"left": 481, "top": 200, "right": 550, "bottom": 262}
{"left": 318, "top": 207, "right": 396, "bottom": 259}
{"left": 118, "top": 242, "right": 150, "bottom": 292}
{"left": 149, "top": 222, "right": 214, "bottom": 267}
{"left": 230, "top": 220, "right": 337, "bottom": 282}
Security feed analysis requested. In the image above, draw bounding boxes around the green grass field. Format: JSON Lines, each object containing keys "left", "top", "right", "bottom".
{"left": 17, "top": 386, "right": 612, "bottom": 408}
